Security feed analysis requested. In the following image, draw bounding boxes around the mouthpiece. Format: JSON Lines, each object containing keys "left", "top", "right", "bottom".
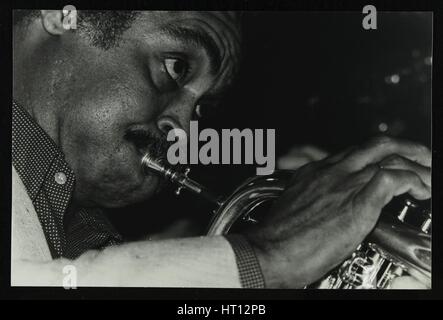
{"left": 141, "top": 153, "right": 221, "bottom": 206}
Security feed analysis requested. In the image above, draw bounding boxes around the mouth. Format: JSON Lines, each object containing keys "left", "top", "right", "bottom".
{"left": 124, "top": 127, "right": 188, "bottom": 197}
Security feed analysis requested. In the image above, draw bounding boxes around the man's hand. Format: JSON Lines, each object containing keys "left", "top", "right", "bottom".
{"left": 277, "top": 145, "right": 329, "bottom": 170}
{"left": 245, "top": 136, "right": 431, "bottom": 288}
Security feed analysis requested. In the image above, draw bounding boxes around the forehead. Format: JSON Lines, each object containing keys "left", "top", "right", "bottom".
{"left": 132, "top": 11, "right": 242, "bottom": 85}
{"left": 135, "top": 11, "right": 241, "bottom": 38}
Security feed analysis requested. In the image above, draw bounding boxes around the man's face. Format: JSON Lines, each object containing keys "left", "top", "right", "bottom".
{"left": 44, "top": 11, "right": 241, "bottom": 208}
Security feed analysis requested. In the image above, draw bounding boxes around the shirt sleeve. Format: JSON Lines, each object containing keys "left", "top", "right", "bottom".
{"left": 225, "top": 234, "right": 266, "bottom": 288}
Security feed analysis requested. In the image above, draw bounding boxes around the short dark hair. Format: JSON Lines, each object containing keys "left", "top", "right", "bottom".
{"left": 13, "top": 10, "right": 140, "bottom": 50}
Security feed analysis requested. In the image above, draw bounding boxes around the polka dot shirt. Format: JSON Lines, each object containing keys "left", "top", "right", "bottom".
{"left": 12, "top": 101, "right": 122, "bottom": 259}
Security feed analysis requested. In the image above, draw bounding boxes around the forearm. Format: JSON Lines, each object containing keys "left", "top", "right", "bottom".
{"left": 12, "top": 236, "right": 242, "bottom": 287}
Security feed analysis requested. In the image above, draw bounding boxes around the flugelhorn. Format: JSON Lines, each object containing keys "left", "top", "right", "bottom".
{"left": 142, "top": 154, "right": 431, "bottom": 289}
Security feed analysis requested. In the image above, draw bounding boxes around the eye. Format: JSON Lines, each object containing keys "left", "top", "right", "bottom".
{"left": 164, "top": 58, "right": 189, "bottom": 82}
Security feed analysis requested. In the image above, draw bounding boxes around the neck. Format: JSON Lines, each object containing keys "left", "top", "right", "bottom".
{"left": 13, "top": 85, "right": 61, "bottom": 148}
{"left": 13, "top": 26, "right": 62, "bottom": 146}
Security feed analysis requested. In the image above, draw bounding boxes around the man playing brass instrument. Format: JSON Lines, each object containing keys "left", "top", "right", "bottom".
{"left": 12, "top": 10, "right": 431, "bottom": 288}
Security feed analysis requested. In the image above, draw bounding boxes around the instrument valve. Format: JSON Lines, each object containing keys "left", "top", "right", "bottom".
{"left": 397, "top": 198, "right": 418, "bottom": 222}
{"left": 175, "top": 168, "right": 191, "bottom": 196}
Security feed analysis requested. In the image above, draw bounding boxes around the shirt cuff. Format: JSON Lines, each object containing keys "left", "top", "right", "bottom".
{"left": 225, "top": 234, "right": 266, "bottom": 288}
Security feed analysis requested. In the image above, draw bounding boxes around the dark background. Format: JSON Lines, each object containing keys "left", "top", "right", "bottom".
{"left": 108, "top": 11, "right": 433, "bottom": 240}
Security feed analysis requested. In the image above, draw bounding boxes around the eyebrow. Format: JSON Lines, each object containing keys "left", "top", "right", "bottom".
{"left": 157, "top": 24, "right": 223, "bottom": 75}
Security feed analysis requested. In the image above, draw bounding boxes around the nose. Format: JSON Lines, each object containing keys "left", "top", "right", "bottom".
{"left": 156, "top": 91, "right": 197, "bottom": 135}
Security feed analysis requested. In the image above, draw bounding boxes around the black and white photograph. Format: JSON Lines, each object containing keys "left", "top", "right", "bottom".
{"left": 3, "top": 1, "right": 440, "bottom": 300}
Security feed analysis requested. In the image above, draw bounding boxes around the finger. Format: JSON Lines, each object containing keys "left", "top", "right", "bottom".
{"left": 298, "top": 145, "right": 329, "bottom": 161}
{"left": 357, "top": 168, "right": 431, "bottom": 215}
{"left": 343, "top": 136, "right": 431, "bottom": 170}
{"left": 278, "top": 145, "right": 329, "bottom": 170}
{"left": 379, "top": 154, "right": 431, "bottom": 187}
{"left": 324, "top": 145, "right": 356, "bottom": 164}
{"left": 288, "top": 159, "right": 324, "bottom": 184}
{"left": 277, "top": 155, "right": 312, "bottom": 170}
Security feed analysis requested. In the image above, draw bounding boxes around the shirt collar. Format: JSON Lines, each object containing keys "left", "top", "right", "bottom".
{"left": 12, "top": 101, "right": 75, "bottom": 201}
{"left": 12, "top": 100, "right": 123, "bottom": 256}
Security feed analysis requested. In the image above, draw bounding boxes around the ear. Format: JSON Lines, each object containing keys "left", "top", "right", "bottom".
{"left": 40, "top": 10, "right": 68, "bottom": 35}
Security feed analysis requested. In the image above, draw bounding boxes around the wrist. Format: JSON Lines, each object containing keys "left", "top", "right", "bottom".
{"left": 242, "top": 231, "right": 287, "bottom": 288}
{"left": 244, "top": 229, "right": 323, "bottom": 289}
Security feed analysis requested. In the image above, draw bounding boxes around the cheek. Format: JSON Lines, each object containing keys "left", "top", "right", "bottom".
{"left": 77, "top": 141, "right": 142, "bottom": 187}
{"left": 59, "top": 91, "right": 158, "bottom": 206}
{"left": 77, "top": 145, "right": 153, "bottom": 206}
{"left": 63, "top": 118, "right": 146, "bottom": 203}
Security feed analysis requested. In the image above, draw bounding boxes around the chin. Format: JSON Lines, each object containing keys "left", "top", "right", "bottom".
{"left": 92, "top": 187, "right": 157, "bottom": 208}
{"left": 100, "top": 196, "right": 150, "bottom": 208}
{"left": 76, "top": 174, "right": 160, "bottom": 208}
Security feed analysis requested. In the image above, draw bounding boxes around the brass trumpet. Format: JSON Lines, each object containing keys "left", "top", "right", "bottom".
{"left": 142, "top": 154, "right": 431, "bottom": 289}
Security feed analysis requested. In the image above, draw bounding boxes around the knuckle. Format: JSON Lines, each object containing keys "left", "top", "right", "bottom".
{"left": 377, "top": 170, "right": 394, "bottom": 186}
{"left": 415, "top": 143, "right": 431, "bottom": 157}
{"left": 409, "top": 171, "right": 422, "bottom": 184}
{"left": 381, "top": 154, "right": 404, "bottom": 166}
